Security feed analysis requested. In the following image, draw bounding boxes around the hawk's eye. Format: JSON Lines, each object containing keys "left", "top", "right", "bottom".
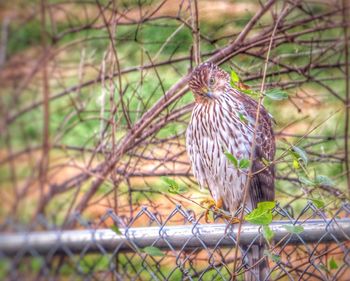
{"left": 209, "top": 77, "right": 215, "bottom": 86}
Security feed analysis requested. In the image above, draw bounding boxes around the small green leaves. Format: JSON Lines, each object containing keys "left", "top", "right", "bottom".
{"left": 290, "top": 146, "right": 308, "bottom": 170}
{"left": 315, "top": 175, "right": 334, "bottom": 187}
{"left": 142, "top": 246, "right": 165, "bottom": 257}
{"left": 245, "top": 208, "right": 273, "bottom": 225}
{"left": 111, "top": 225, "right": 122, "bottom": 235}
{"left": 161, "top": 177, "right": 188, "bottom": 194}
{"left": 230, "top": 69, "right": 253, "bottom": 93}
{"left": 293, "top": 159, "right": 300, "bottom": 169}
{"left": 230, "top": 69, "right": 240, "bottom": 85}
{"left": 230, "top": 68, "right": 271, "bottom": 98}
{"left": 238, "top": 112, "right": 248, "bottom": 124}
{"left": 246, "top": 202, "right": 277, "bottom": 259}
{"left": 242, "top": 88, "right": 259, "bottom": 96}
{"left": 239, "top": 159, "right": 250, "bottom": 169}
{"left": 169, "top": 185, "right": 189, "bottom": 194}
{"left": 299, "top": 175, "right": 334, "bottom": 187}
{"left": 265, "top": 89, "right": 288, "bottom": 101}
{"left": 329, "top": 257, "right": 338, "bottom": 270}
{"left": 225, "top": 152, "right": 238, "bottom": 167}
{"left": 245, "top": 201, "right": 275, "bottom": 225}
{"left": 225, "top": 152, "right": 250, "bottom": 170}
{"left": 283, "top": 224, "right": 304, "bottom": 234}
{"left": 162, "top": 176, "right": 178, "bottom": 189}
{"left": 299, "top": 176, "right": 315, "bottom": 186}
{"left": 310, "top": 198, "right": 325, "bottom": 209}
{"left": 292, "top": 146, "right": 308, "bottom": 166}
{"left": 320, "top": 258, "right": 339, "bottom": 273}
{"left": 258, "top": 201, "right": 275, "bottom": 210}
{"left": 262, "top": 225, "right": 275, "bottom": 242}
{"left": 264, "top": 250, "right": 281, "bottom": 263}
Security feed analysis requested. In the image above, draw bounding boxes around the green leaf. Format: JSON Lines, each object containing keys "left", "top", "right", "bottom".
{"left": 238, "top": 112, "right": 248, "bottom": 124}
{"left": 265, "top": 89, "right": 288, "bottom": 101}
{"left": 142, "top": 246, "right": 165, "bottom": 257}
{"left": 315, "top": 175, "right": 334, "bottom": 187}
{"left": 111, "top": 225, "right": 122, "bottom": 235}
{"left": 300, "top": 174, "right": 334, "bottom": 188}
{"left": 168, "top": 186, "right": 179, "bottom": 194}
{"left": 245, "top": 209, "right": 272, "bottom": 225}
{"left": 299, "top": 176, "right": 315, "bottom": 186}
{"left": 176, "top": 185, "right": 189, "bottom": 194}
{"left": 310, "top": 198, "right": 325, "bottom": 209}
{"left": 161, "top": 177, "right": 178, "bottom": 189}
{"left": 245, "top": 210, "right": 272, "bottom": 225}
{"left": 168, "top": 185, "right": 188, "bottom": 194}
{"left": 230, "top": 69, "right": 240, "bottom": 84}
{"left": 292, "top": 146, "right": 308, "bottom": 165}
{"left": 293, "top": 159, "right": 300, "bottom": 169}
{"left": 161, "top": 176, "right": 187, "bottom": 194}
{"left": 225, "top": 152, "right": 238, "bottom": 168}
{"left": 262, "top": 225, "right": 275, "bottom": 242}
{"left": 257, "top": 201, "right": 275, "bottom": 211}
{"left": 242, "top": 88, "right": 259, "bottom": 96}
{"left": 329, "top": 257, "right": 338, "bottom": 269}
{"left": 225, "top": 152, "right": 250, "bottom": 170}
{"left": 283, "top": 224, "right": 304, "bottom": 234}
{"left": 239, "top": 159, "right": 250, "bottom": 169}
{"left": 245, "top": 201, "right": 275, "bottom": 225}
{"left": 264, "top": 250, "right": 281, "bottom": 263}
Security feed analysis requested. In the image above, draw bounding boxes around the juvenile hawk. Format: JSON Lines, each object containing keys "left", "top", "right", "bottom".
{"left": 186, "top": 62, "right": 275, "bottom": 281}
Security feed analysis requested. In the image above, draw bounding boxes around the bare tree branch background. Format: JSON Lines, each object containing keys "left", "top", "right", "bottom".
{"left": 0, "top": 0, "right": 349, "bottom": 228}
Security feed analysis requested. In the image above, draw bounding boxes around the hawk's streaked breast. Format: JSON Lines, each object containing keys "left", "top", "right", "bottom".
{"left": 186, "top": 62, "right": 275, "bottom": 212}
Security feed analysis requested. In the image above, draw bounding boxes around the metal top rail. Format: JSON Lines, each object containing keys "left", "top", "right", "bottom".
{"left": 1, "top": 219, "right": 350, "bottom": 255}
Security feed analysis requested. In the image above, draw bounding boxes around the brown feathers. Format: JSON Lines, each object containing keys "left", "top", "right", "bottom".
{"left": 186, "top": 63, "right": 275, "bottom": 211}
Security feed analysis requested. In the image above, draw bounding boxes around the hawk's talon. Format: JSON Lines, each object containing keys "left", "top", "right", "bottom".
{"left": 228, "top": 216, "right": 240, "bottom": 224}
{"left": 204, "top": 209, "right": 212, "bottom": 223}
{"left": 200, "top": 198, "right": 216, "bottom": 209}
{"left": 201, "top": 197, "right": 223, "bottom": 222}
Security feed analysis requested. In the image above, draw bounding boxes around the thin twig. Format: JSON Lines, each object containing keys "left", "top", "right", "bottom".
{"left": 342, "top": 0, "right": 350, "bottom": 194}
{"left": 232, "top": 2, "right": 295, "bottom": 279}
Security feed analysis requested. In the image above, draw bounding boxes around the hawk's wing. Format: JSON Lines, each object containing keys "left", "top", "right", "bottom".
{"left": 239, "top": 93, "right": 275, "bottom": 208}
{"left": 186, "top": 113, "right": 208, "bottom": 190}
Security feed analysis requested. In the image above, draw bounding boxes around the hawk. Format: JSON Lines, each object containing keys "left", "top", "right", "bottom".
{"left": 186, "top": 62, "right": 275, "bottom": 281}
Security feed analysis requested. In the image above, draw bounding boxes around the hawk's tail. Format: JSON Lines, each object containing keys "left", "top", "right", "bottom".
{"left": 242, "top": 243, "right": 270, "bottom": 281}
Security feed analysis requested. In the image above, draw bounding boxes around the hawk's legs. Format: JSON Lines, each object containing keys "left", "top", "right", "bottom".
{"left": 201, "top": 198, "right": 240, "bottom": 224}
{"left": 201, "top": 197, "right": 222, "bottom": 222}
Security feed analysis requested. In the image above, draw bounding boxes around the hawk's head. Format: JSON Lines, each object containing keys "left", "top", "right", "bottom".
{"left": 189, "top": 62, "right": 230, "bottom": 102}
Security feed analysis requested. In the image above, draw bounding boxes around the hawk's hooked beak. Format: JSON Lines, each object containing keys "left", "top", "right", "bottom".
{"left": 207, "top": 91, "right": 214, "bottom": 99}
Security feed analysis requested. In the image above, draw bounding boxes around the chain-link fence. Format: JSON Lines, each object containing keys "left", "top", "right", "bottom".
{"left": 1, "top": 202, "right": 350, "bottom": 281}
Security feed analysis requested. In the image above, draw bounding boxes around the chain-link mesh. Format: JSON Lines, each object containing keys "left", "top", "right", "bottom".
{"left": 1, "top": 202, "right": 350, "bottom": 281}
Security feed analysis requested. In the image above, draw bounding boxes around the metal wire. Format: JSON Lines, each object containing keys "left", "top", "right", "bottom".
{"left": 0, "top": 202, "right": 350, "bottom": 281}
